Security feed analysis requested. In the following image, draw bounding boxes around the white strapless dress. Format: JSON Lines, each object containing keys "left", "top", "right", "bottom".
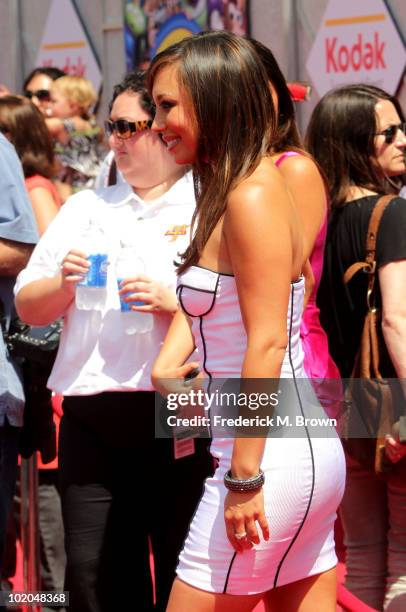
{"left": 175, "top": 265, "right": 345, "bottom": 594}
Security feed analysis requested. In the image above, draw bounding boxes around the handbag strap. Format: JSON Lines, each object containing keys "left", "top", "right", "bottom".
{"left": 343, "top": 195, "right": 396, "bottom": 295}
{"left": 343, "top": 194, "right": 396, "bottom": 380}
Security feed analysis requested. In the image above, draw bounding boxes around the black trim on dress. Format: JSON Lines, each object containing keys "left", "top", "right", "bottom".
{"left": 272, "top": 282, "right": 316, "bottom": 588}
{"left": 177, "top": 274, "right": 220, "bottom": 319}
{"left": 223, "top": 551, "right": 237, "bottom": 593}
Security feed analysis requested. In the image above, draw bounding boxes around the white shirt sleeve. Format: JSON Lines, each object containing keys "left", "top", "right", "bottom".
{"left": 14, "top": 189, "right": 100, "bottom": 295}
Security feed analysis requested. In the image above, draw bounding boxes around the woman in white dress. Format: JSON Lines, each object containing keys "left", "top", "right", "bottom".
{"left": 150, "top": 32, "right": 345, "bottom": 611}
{"left": 15, "top": 70, "right": 212, "bottom": 612}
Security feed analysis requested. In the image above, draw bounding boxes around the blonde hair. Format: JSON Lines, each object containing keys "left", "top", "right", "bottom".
{"left": 51, "top": 76, "right": 97, "bottom": 117}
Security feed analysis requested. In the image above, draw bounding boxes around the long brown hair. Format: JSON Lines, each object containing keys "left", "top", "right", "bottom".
{"left": 306, "top": 84, "right": 405, "bottom": 209}
{"left": 0, "top": 95, "right": 56, "bottom": 178}
{"left": 247, "top": 38, "right": 303, "bottom": 153}
{"left": 148, "top": 31, "right": 277, "bottom": 272}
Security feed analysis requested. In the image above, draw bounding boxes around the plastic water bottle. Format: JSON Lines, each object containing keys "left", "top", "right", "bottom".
{"left": 75, "top": 220, "right": 108, "bottom": 311}
{"left": 115, "top": 242, "right": 153, "bottom": 335}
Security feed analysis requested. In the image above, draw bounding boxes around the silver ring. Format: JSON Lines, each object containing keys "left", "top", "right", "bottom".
{"left": 235, "top": 532, "right": 247, "bottom": 540}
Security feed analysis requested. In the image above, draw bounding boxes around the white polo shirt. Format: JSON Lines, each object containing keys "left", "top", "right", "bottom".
{"left": 15, "top": 172, "right": 195, "bottom": 395}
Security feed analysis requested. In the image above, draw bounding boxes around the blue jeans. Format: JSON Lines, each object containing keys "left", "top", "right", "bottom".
{"left": 0, "top": 423, "right": 20, "bottom": 593}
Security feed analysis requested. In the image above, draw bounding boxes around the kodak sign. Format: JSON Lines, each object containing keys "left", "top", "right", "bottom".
{"left": 326, "top": 33, "right": 386, "bottom": 72}
{"left": 306, "top": 0, "right": 405, "bottom": 97}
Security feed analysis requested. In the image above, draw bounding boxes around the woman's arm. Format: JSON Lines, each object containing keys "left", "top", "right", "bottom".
{"left": 378, "top": 259, "right": 406, "bottom": 461}
{"left": 0, "top": 239, "right": 34, "bottom": 276}
{"left": 15, "top": 249, "right": 89, "bottom": 325}
{"left": 222, "top": 164, "right": 301, "bottom": 549}
{"left": 379, "top": 260, "right": 406, "bottom": 381}
{"left": 225, "top": 169, "right": 300, "bottom": 470}
{"left": 276, "top": 154, "right": 326, "bottom": 261}
{"left": 28, "top": 187, "right": 59, "bottom": 236}
{"left": 151, "top": 309, "right": 199, "bottom": 395}
{"left": 15, "top": 189, "right": 104, "bottom": 324}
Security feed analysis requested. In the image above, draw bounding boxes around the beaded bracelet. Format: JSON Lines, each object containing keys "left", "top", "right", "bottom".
{"left": 224, "top": 469, "right": 265, "bottom": 493}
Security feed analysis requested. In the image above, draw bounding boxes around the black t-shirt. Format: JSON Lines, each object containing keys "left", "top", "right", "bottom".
{"left": 317, "top": 195, "right": 406, "bottom": 378}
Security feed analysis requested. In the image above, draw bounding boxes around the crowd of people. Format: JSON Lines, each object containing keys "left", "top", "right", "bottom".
{"left": 0, "top": 29, "right": 405, "bottom": 612}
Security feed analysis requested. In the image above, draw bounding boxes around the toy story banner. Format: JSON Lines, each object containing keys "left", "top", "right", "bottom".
{"left": 123, "top": 0, "right": 249, "bottom": 71}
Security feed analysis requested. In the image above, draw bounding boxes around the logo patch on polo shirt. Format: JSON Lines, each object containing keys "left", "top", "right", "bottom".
{"left": 165, "top": 224, "right": 189, "bottom": 242}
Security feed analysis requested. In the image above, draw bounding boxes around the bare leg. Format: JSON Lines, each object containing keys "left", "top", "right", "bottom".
{"left": 167, "top": 568, "right": 336, "bottom": 612}
{"left": 264, "top": 567, "right": 337, "bottom": 612}
{"left": 166, "top": 577, "right": 265, "bottom": 612}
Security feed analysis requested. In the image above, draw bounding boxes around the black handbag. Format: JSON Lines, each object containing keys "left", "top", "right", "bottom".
{"left": 6, "top": 319, "right": 61, "bottom": 463}
{"left": 5, "top": 318, "right": 62, "bottom": 369}
{"left": 7, "top": 319, "right": 62, "bottom": 464}
{"left": 0, "top": 304, "right": 61, "bottom": 464}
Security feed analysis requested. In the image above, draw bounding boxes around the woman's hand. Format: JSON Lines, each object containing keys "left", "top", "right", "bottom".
{"left": 60, "top": 249, "right": 89, "bottom": 295}
{"left": 152, "top": 361, "right": 201, "bottom": 399}
{"left": 384, "top": 435, "right": 406, "bottom": 464}
{"left": 224, "top": 488, "right": 269, "bottom": 552}
{"left": 119, "top": 275, "right": 177, "bottom": 315}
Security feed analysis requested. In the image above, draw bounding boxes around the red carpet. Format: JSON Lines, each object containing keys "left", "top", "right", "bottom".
{"left": 10, "top": 519, "right": 378, "bottom": 611}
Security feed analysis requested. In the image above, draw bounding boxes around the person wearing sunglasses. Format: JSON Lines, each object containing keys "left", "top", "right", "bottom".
{"left": 376, "top": 121, "right": 406, "bottom": 145}
{"left": 95, "top": 119, "right": 155, "bottom": 190}
{"left": 14, "top": 70, "right": 212, "bottom": 612}
{"left": 104, "top": 117, "right": 153, "bottom": 139}
{"left": 307, "top": 84, "right": 406, "bottom": 611}
{"left": 23, "top": 67, "right": 66, "bottom": 117}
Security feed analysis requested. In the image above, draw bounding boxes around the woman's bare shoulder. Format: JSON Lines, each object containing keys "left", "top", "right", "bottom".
{"left": 228, "top": 157, "right": 291, "bottom": 213}
{"left": 276, "top": 153, "right": 323, "bottom": 184}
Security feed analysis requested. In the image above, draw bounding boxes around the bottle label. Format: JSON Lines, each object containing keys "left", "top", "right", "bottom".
{"left": 78, "top": 254, "right": 108, "bottom": 287}
{"left": 116, "top": 279, "right": 145, "bottom": 311}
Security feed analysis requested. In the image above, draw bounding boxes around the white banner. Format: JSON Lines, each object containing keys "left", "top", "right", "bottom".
{"left": 306, "top": 0, "right": 405, "bottom": 97}
{"left": 35, "top": 0, "right": 102, "bottom": 92}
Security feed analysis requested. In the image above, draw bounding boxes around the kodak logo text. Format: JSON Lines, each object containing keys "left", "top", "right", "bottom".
{"left": 326, "top": 32, "right": 386, "bottom": 72}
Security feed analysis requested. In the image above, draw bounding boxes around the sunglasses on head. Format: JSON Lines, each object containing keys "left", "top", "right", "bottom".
{"left": 376, "top": 122, "right": 406, "bottom": 144}
{"left": 24, "top": 89, "right": 51, "bottom": 102}
{"left": 104, "top": 118, "right": 153, "bottom": 139}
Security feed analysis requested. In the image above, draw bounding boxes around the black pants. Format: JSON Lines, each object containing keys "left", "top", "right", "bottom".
{"left": 0, "top": 423, "right": 19, "bottom": 575}
{"left": 59, "top": 392, "right": 212, "bottom": 612}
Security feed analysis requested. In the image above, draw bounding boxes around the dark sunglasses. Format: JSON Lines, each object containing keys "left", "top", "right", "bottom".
{"left": 376, "top": 122, "right": 406, "bottom": 144}
{"left": 104, "top": 118, "right": 153, "bottom": 140}
{"left": 24, "top": 89, "right": 51, "bottom": 102}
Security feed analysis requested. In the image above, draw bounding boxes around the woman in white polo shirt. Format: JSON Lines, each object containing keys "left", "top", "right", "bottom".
{"left": 14, "top": 71, "right": 212, "bottom": 612}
